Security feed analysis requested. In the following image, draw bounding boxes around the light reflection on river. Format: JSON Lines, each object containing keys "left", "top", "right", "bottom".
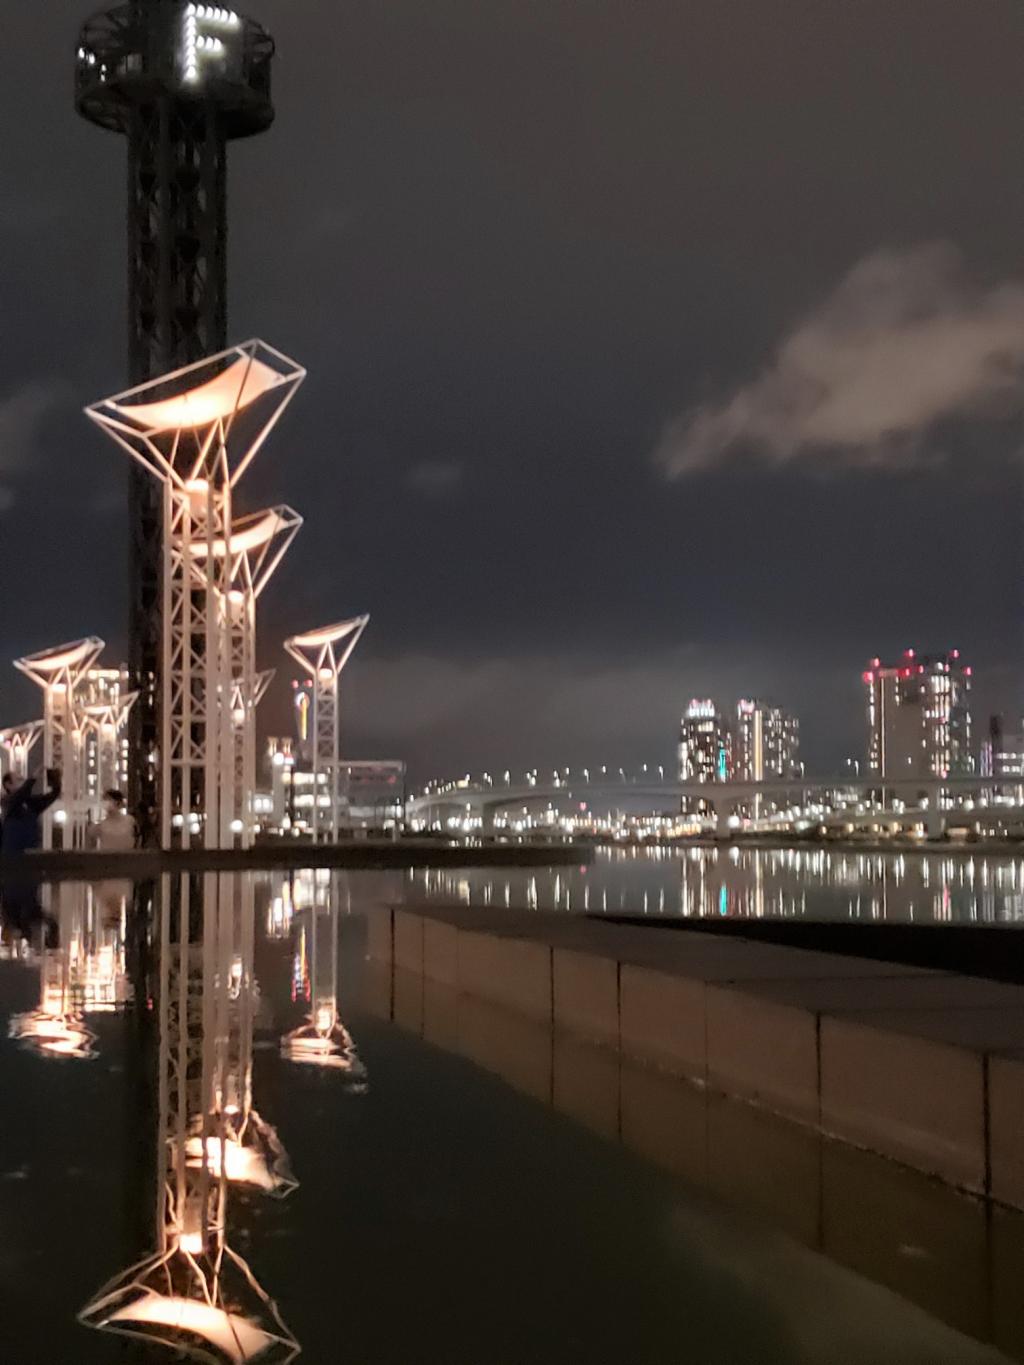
{"left": 399, "top": 846, "right": 1024, "bottom": 925}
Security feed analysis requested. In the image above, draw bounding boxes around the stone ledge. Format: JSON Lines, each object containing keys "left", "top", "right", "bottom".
{"left": 363, "top": 901, "right": 1024, "bottom": 1208}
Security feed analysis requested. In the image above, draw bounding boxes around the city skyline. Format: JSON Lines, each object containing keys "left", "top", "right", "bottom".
{"left": 1, "top": 2, "right": 1022, "bottom": 780}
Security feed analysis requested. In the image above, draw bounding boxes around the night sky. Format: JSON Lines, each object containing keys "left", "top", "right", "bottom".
{"left": 1, "top": 1, "right": 1022, "bottom": 782}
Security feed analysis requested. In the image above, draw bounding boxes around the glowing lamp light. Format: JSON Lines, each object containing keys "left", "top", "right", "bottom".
{"left": 106, "top": 1294, "right": 274, "bottom": 1364}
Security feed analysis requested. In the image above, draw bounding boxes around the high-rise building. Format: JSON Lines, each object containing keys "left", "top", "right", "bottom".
{"left": 981, "top": 715, "right": 1024, "bottom": 781}
{"left": 80, "top": 664, "right": 133, "bottom": 805}
{"left": 864, "top": 650, "right": 972, "bottom": 781}
{"left": 734, "top": 699, "right": 800, "bottom": 781}
{"left": 678, "top": 700, "right": 732, "bottom": 784}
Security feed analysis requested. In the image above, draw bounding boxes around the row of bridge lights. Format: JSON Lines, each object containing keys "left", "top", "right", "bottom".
{"left": 423, "top": 763, "right": 668, "bottom": 797}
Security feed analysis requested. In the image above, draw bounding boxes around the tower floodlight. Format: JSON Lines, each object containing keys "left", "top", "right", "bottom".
{"left": 284, "top": 616, "right": 369, "bottom": 842}
{"left": 86, "top": 344, "right": 305, "bottom": 849}
{"left": 14, "top": 637, "right": 105, "bottom": 847}
{"left": 0, "top": 720, "right": 44, "bottom": 778}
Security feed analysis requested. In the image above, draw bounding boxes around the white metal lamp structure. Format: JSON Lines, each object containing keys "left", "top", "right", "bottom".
{"left": 0, "top": 720, "right": 44, "bottom": 778}
{"left": 284, "top": 615, "right": 369, "bottom": 842}
{"left": 80, "top": 871, "right": 298, "bottom": 1361}
{"left": 193, "top": 506, "right": 302, "bottom": 847}
{"left": 86, "top": 340, "right": 305, "bottom": 849}
{"left": 14, "top": 636, "right": 105, "bottom": 848}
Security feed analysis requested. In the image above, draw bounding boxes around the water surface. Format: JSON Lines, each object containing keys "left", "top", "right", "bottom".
{"left": 0, "top": 869, "right": 1020, "bottom": 1363}
{"left": 403, "top": 845, "right": 1024, "bottom": 923}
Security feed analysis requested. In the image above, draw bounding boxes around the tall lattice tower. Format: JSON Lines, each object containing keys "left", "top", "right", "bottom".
{"left": 75, "top": 1, "right": 275, "bottom": 823}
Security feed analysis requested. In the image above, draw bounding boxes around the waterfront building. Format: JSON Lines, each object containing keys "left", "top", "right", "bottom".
{"left": 80, "top": 664, "right": 132, "bottom": 805}
{"left": 864, "top": 649, "right": 972, "bottom": 781}
{"left": 980, "top": 715, "right": 1024, "bottom": 781}
{"left": 734, "top": 699, "right": 800, "bottom": 781}
{"left": 267, "top": 739, "right": 405, "bottom": 834}
{"left": 678, "top": 700, "right": 731, "bottom": 784}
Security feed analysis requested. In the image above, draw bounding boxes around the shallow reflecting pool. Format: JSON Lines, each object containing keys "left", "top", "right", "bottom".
{"left": 1, "top": 870, "right": 1021, "bottom": 1363}
{"left": 404, "top": 845, "right": 1024, "bottom": 923}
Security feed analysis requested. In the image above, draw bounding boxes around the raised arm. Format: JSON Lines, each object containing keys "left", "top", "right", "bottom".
{"left": 26, "top": 777, "right": 61, "bottom": 816}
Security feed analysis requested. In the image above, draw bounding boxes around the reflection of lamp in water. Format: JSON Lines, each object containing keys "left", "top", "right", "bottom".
{"left": 9, "top": 949, "right": 97, "bottom": 1060}
{"left": 8, "top": 884, "right": 109, "bottom": 1059}
{"left": 184, "top": 1113, "right": 298, "bottom": 1198}
{"left": 9, "top": 1003, "right": 96, "bottom": 1059}
{"left": 80, "top": 871, "right": 299, "bottom": 1362}
{"left": 281, "top": 884, "right": 366, "bottom": 1081}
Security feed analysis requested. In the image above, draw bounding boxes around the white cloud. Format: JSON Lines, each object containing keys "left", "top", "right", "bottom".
{"left": 656, "top": 242, "right": 1024, "bottom": 476}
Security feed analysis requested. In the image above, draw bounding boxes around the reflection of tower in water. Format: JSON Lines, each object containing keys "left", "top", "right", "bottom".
{"left": 80, "top": 872, "right": 299, "bottom": 1362}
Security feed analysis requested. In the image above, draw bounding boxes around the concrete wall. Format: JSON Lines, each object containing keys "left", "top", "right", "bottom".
{"left": 367, "top": 905, "right": 1024, "bottom": 1208}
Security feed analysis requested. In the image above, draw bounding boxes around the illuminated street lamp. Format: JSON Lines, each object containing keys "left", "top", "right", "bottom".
{"left": 0, "top": 719, "right": 44, "bottom": 778}
{"left": 14, "top": 636, "right": 104, "bottom": 847}
{"left": 195, "top": 506, "right": 302, "bottom": 846}
{"left": 284, "top": 615, "right": 369, "bottom": 843}
{"left": 86, "top": 340, "right": 305, "bottom": 848}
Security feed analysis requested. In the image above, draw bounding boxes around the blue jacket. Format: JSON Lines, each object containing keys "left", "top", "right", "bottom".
{"left": 0, "top": 777, "right": 61, "bottom": 855}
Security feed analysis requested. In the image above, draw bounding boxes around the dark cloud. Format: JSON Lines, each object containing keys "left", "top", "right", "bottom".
{"left": 1, "top": 1, "right": 1022, "bottom": 777}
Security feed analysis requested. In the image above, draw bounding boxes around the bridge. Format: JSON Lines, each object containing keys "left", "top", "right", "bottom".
{"left": 407, "top": 771, "right": 1024, "bottom": 839}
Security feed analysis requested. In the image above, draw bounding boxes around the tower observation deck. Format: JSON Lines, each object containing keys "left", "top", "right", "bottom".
{"left": 75, "top": 0, "right": 274, "bottom": 822}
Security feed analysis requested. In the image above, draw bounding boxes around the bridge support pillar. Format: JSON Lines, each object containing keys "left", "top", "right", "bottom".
{"left": 926, "top": 805, "right": 944, "bottom": 841}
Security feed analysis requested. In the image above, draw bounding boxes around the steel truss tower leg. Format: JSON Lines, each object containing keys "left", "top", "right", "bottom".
{"left": 126, "top": 99, "right": 227, "bottom": 827}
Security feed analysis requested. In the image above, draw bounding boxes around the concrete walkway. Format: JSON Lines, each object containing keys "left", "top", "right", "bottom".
{"left": 367, "top": 904, "right": 1024, "bottom": 1209}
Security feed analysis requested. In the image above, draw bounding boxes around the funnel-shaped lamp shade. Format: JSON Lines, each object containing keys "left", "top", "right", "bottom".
{"left": 284, "top": 614, "right": 369, "bottom": 679}
{"left": 13, "top": 636, "right": 104, "bottom": 686}
{"left": 85, "top": 340, "right": 305, "bottom": 492}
